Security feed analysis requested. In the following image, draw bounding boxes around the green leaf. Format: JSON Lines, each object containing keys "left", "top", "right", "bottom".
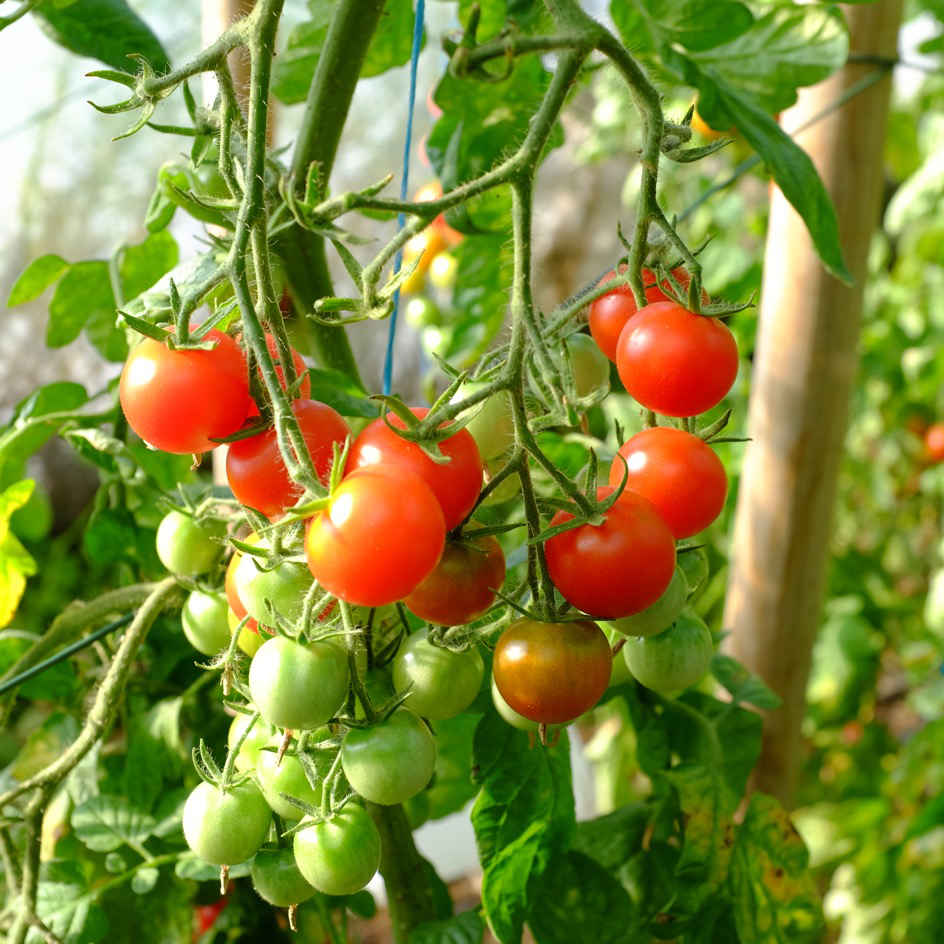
{"left": 0, "top": 627, "right": 76, "bottom": 700}
{"left": 527, "top": 850, "right": 642, "bottom": 944}
{"left": 119, "top": 230, "right": 179, "bottom": 304}
{"left": 426, "top": 713, "right": 480, "bottom": 820}
{"left": 47, "top": 261, "right": 114, "bottom": 348}
{"left": 32, "top": 861, "right": 109, "bottom": 944}
{"left": 307, "top": 368, "right": 379, "bottom": 418}
{"left": 409, "top": 910, "right": 485, "bottom": 944}
{"left": 71, "top": 793, "right": 158, "bottom": 852}
{"left": 11, "top": 713, "right": 78, "bottom": 780}
{"left": 458, "top": 0, "right": 549, "bottom": 39}
{"left": 611, "top": 0, "right": 754, "bottom": 54}
{"left": 33, "top": 0, "right": 170, "bottom": 73}
{"left": 362, "top": 0, "right": 423, "bottom": 77}
{"left": 471, "top": 711, "right": 574, "bottom": 943}
{"left": 271, "top": 3, "right": 332, "bottom": 104}
{"left": 573, "top": 803, "right": 648, "bottom": 870}
{"left": 123, "top": 697, "right": 186, "bottom": 812}
{"left": 7, "top": 254, "right": 70, "bottom": 306}
{"left": 711, "top": 653, "right": 782, "bottom": 709}
{"left": 0, "top": 480, "right": 39, "bottom": 628}
{"left": 729, "top": 794, "right": 825, "bottom": 944}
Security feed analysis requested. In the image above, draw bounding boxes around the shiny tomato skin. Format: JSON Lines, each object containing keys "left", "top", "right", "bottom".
{"left": 227, "top": 399, "right": 349, "bottom": 518}
{"left": 616, "top": 301, "right": 738, "bottom": 417}
{"left": 293, "top": 805, "right": 381, "bottom": 896}
{"left": 119, "top": 328, "right": 250, "bottom": 454}
{"left": 545, "top": 487, "right": 676, "bottom": 618}
{"left": 346, "top": 408, "right": 482, "bottom": 531}
{"left": 305, "top": 467, "right": 446, "bottom": 606}
{"left": 925, "top": 422, "right": 944, "bottom": 463}
{"left": 250, "top": 847, "right": 316, "bottom": 907}
{"left": 182, "top": 780, "right": 271, "bottom": 866}
{"left": 589, "top": 267, "right": 702, "bottom": 362}
{"left": 610, "top": 427, "right": 727, "bottom": 538}
{"left": 492, "top": 619, "right": 611, "bottom": 724}
{"left": 403, "top": 534, "right": 505, "bottom": 626}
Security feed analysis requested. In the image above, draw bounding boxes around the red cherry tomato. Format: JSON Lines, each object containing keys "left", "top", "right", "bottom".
{"left": 414, "top": 180, "right": 463, "bottom": 247}
{"left": 925, "top": 422, "right": 944, "bottom": 463}
{"left": 225, "top": 544, "right": 258, "bottom": 634}
{"left": 226, "top": 399, "right": 349, "bottom": 518}
{"left": 545, "top": 487, "right": 676, "bottom": 619}
{"left": 404, "top": 534, "right": 505, "bottom": 625}
{"left": 346, "top": 407, "right": 482, "bottom": 531}
{"left": 119, "top": 328, "right": 250, "bottom": 454}
{"left": 246, "top": 333, "right": 311, "bottom": 416}
{"left": 492, "top": 619, "right": 612, "bottom": 724}
{"left": 616, "top": 301, "right": 738, "bottom": 417}
{"left": 610, "top": 427, "right": 727, "bottom": 538}
{"left": 589, "top": 266, "right": 701, "bottom": 362}
{"left": 305, "top": 467, "right": 446, "bottom": 606}
{"left": 194, "top": 897, "right": 228, "bottom": 938}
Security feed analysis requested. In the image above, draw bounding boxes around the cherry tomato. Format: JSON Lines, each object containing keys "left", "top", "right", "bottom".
{"left": 156, "top": 510, "right": 225, "bottom": 577}
{"left": 227, "top": 713, "right": 276, "bottom": 772}
{"left": 392, "top": 630, "right": 485, "bottom": 719}
{"left": 232, "top": 540, "right": 315, "bottom": 627}
{"left": 925, "top": 422, "right": 944, "bottom": 463}
{"left": 305, "top": 467, "right": 446, "bottom": 606}
{"left": 588, "top": 266, "right": 702, "bottom": 362}
{"left": 609, "top": 427, "right": 727, "bottom": 538}
{"left": 181, "top": 589, "right": 231, "bottom": 655}
{"left": 193, "top": 898, "right": 228, "bottom": 938}
{"left": 563, "top": 333, "right": 610, "bottom": 398}
{"left": 428, "top": 251, "right": 459, "bottom": 291}
{"left": 227, "top": 399, "right": 349, "bottom": 518}
{"left": 414, "top": 180, "right": 463, "bottom": 246}
{"left": 603, "top": 567, "right": 688, "bottom": 639}
{"left": 248, "top": 636, "right": 349, "bottom": 730}
{"left": 453, "top": 385, "right": 515, "bottom": 461}
{"left": 341, "top": 709, "right": 436, "bottom": 805}
{"left": 182, "top": 781, "right": 271, "bottom": 865}
{"left": 119, "top": 328, "right": 250, "bottom": 454}
{"left": 492, "top": 619, "right": 611, "bottom": 724}
{"left": 346, "top": 407, "right": 482, "bottom": 531}
{"left": 545, "top": 487, "right": 676, "bottom": 618}
{"left": 678, "top": 547, "right": 710, "bottom": 596}
{"left": 293, "top": 805, "right": 381, "bottom": 896}
{"left": 615, "top": 301, "right": 738, "bottom": 417}
{"left": 256, "top": 737, "right": 322, "bottom": 821}
{"left": 225, "top": 544, "right": 258, "bottom": 634}
{"left": 623, "top": 612, "right": 714, "bottom": 694}
{"left": 403, "top": 535, "right": 505, "bottom": 626}
{"left": 250, "top": 847, "right": 316, "bottom": 907}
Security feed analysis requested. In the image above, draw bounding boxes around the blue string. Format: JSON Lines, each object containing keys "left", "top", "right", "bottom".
{"left": 382, "top": 0, "right": 427, "bottom": 397}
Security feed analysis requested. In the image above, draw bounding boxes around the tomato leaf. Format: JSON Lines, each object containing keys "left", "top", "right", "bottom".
{"left": 527, "top": 850, "right": 642, "bottom": 944}
{"left": 6, "top": 254, "right": 70, "bottom": 306}
{"left": 0, "top": 481, "right": 38, "bottom": 628}
{"left": 711, "top": 653, "right": 782, "bottom": 709}
{"left": 729, "top": 794, "right": 825, "bottom": 944}
{"left": 33, "top": 861, "right": 109, "bottom": 944}
{"left": 47, "top": 261, "right": 114, "bottom": 349}
{"left": 71, "top": 793, "right": 158, "bottom": 853}
{"left": 610, "top": 0, "right": 754, "bottom": 54}
{"left": 471, "top": 711, "right": 574, "bottom": 943}
{"left": 307, "top": 368, "right": 379, "bottom": 418}
{"left": 425, "top": 713, "right": 480, "bottom": 820}
{"left": 271, "top": 2, "right": 332, "bottom": 105}
{"left": 573, "top": 803, "right": 649, "bottom": 871}
{"left": 408, "top": 909, "right": 485, "bottom": 944}
{"left": 32, "top": 0, "right": 170, "bottom": 73}
{"left": 362, "top": 0, "right": 424, "bottom": 77}
{"left": 119, "top": 230, "right": 180, "bottom": 302}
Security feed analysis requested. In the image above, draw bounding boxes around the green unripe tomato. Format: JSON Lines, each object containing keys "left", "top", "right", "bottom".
{"left": 181, "top": 590, "right": 231, "bottom": 655}
{"left": 601, "top": 626, "right": 633, "bottom": 687}
{"left": 256, "top": 737, "right": 325, "bottom": 821}
{"left": 341, "top": 709, "right": 436, "bottom": 805}
{"left": 392, "top": 630, "right": 484, "bottom": 720}
{"left": 249, "top": 636, "right": 349, "bottom": 730}
{"left": 293, "top": 805, "right": 381, "bottom": 896}
{"left": 156, "top": 511, "right": 225, "bottom": 577}
{"left": 233, "top": 548, "right": 314, "bottom": 627}
{"left": 227, "top": 714, "right": 276, "bottom": 772}
{"left": 182, "top": 781, "right": 271, "bottom": 865}
{"left": 428, "top": 251, "right": 459, "bottom": 291}
{"left": 250, "top": 847, "right": 317, "bottom": 907}
{"left": 603, "top": 567, "right": 688, "bottom": 639}
{"left": 482, "top": 456, "right": 519, "bottom": 505}
{"left": 678, "top": 547, "right": 710, "bottom": 595}
{"left": 623, "top": 612, "right": 714, "bottom": 694}
{"left": 453, "top": 384, "right": 515, "bottom": 461}
{"left": 564, "top": 333, "right": 611, "bottom": 398}
{"left": 405, "top": 295, "right": 443, "bottom": 328}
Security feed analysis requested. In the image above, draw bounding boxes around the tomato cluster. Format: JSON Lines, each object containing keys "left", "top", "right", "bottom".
{"left": 131, "top": 252, "right": 737, "bottom": 913}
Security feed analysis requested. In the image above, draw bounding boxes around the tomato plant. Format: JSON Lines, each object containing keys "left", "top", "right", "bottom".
{"left": 545, "top": 487, "right": 676, "bottom": 618}
{"left": 610, "top": 427, "right": 727, "bottom": 538}
{"left": 293, "top": 805, "right": 382, "bottom": 897}
{"left": 155, "top": 510, "right": 225, "bottom": 577}
{"left": 346, "top": 407, "right": 482, "bottom": 531}
{"left": 623, "top": 612, "right": 714, "bottom": 694}
{"left": 392, "top": 629, "right": 485, "bottom": 720}
{"left": 226, "top": 399, "right": 349, "bottom": 518}
{"left": 250, "top": 847, "right": 317, "bottom": 908}
{"left": 119, "top": 328, "right": 251, "bottom": 454}
{"left": 340, "top": 709, "right": 437, "bottom": 805}
{"left": 232, "top": 539, "right": 315, "bottom": 626}
{"left": 615, "top": 301, "right": 739, "bottom": 417}
{"left": 492, "top": 619, "right": 611, "bottom": 724}
{"left": 403, "top": 534, "right": 505, "bottom": 626}
{"left": 181, "top": 589, "right": 231, "bottom": 655}
{"left": 255, "top": 737, "right": 322, "bottom": 821}
{"left": 304, "top": 467, "right": 446, "bottom": 606}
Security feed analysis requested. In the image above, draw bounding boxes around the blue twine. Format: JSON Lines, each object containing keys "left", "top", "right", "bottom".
{"left": 382, "top": 0, "right": 426, "bottom": 397}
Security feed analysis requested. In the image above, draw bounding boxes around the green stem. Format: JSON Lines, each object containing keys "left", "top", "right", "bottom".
{"left": 367, "top": 803, "right": 437, "bottom": 943}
